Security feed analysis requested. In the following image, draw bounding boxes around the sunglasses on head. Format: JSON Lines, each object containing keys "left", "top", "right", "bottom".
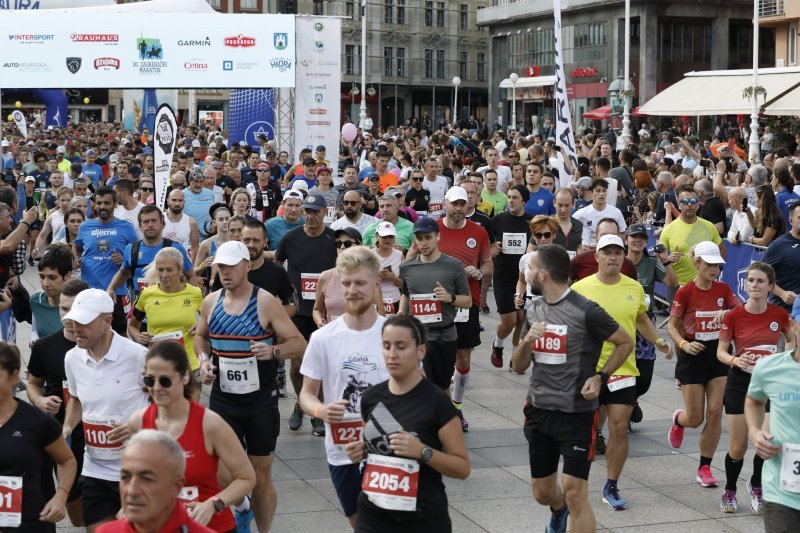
{"left": 533, "top": 231, "right": 552, "bottom": 239}
{"left": 336, "top": 240, "right": 357, "bottom": 248}
{"left": 680, "top": 198, "right": 699, "bottom": 205}
{"left": 142, "top": 374, "right": 175, "bottom": 388}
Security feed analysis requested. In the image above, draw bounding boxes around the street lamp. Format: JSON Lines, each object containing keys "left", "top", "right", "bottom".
{"left": 350, "top": 83, "right": 360, "bottom": 121}
{"left": 452, "top": 76, "right": 461, "bottom": 128}
{"left": 358, "top": 0, "right": 368, "bottom": 130}
{"left": 509, "top": 72, "right": 519, "bottom": 131}
{"left": 621, "top": 0, "right": 632, "bottom": 144}
{"left": 608, "top": 76, "right": 633, "bottom": 135}
{"left": 748, "top": 0, "right": 761, "bottom": 162}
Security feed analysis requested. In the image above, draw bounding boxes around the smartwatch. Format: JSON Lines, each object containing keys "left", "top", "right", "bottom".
{"left": 596, "top": 371, "right": 609, "bottom": 385}
{"left": 272, "top": 347, "right": 281, "bottom": 360}
{"left": 210, "top": 496, "right": 226, "bottom": 514}
{"left": 420, "top": 447, "right": 434, "bottom": 463}
{"left": 449, "top": 293, "right": 456, "bottom": 304}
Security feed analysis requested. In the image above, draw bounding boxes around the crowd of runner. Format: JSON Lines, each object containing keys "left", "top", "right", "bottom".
{"left": 0, "top": 118, "right": 799, "bottom": 533}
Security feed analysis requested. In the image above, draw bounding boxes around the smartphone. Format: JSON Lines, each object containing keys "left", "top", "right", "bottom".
{"left": 382, "top": 265, "right": 392, "bottom": 272}
{"left": 727, "top": 138, "right": 736, "bottom": 152}
{"left": 742, "top": 197, "right": 748, "bottom": 210}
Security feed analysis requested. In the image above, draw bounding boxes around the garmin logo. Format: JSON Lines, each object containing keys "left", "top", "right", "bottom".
{"left": 178, "top": 38, "right": 211, "bottom": 47}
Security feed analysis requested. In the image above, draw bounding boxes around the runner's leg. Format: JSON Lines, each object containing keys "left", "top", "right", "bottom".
{"left": 249, "top": 455, "right": 277, "bottom": 533}
{"left": 677, "top": 383, "right": 707, "bottom": 429}
{"left": 562, "top": 474, "right": 595, "bottom": 533}
{"left": 699, "top": 377, "right": 726, "bottom": 461}
{"left": 605, "top": 404, "right": 634, "bottom": 481}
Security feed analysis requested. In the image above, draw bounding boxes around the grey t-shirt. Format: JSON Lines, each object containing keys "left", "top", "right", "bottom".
{"left": 633, "top": 255, "right": 666, "bottom": 309}
{"left": 400, "top": 253, "right": 471, "bottom": 341}
{"left": 522, "top": 289, "right": 619, "bottom": 412}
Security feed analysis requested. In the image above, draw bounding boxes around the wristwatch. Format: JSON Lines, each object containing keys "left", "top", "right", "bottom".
{"left": 272, "top": 347, "right": 281, "bottom": 360}
{"left": 596, "top": 371, "right": 609, "bottom": 385}
{"left": 449, "top": 293, "right": 456, "bottom": 304}
{"left": 420, "top": 447, "right": 434, "bottom": 463}
{"left": 210, "top": 496, "right": 226, "bottom": 514}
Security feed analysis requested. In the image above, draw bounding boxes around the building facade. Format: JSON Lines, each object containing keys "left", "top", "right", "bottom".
{"left": 760, "top": 1, "right": 799, "bottom": 68}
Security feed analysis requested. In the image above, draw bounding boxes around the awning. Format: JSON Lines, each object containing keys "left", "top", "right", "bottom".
{"left": 499, "top": 75, "right": 557, "bottom": 89}
{"left": 764, "top": 86, "right": 800, "bottom": 115}
{"left": 638, "top": 67, "right": 800, "bottom": 116}
{"left": 582, "top": 104, "right": 646, "bottom": 120}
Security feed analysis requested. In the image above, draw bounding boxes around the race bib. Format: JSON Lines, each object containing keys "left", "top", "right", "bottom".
{"left": 151, "top": 330, "right": 184, "bottom": 344}
{"left": 0, "top": 476, "right": 22, "bottom": 528}
{"left": 62, "top": 379, "right": 70, "bottom": 405}
{"left": 83, "top": 416, "right": 123, "bottom": 460}
{"left": 607, "top": 375, "right": 636, "bottom": 392}
{"left": 532, "top": 325, "right": 567, "bottom": 365}
{"left": 178, "top": 486, "right": 199, "bottom": 504}
{"left": 502, "top": 232, "right": 526, "bottom": 255}
{"left": 780, "top": 443, "right": 800, "bottom": 493}
{"left": 120, "top": 295, "right": 132, "bottom": 315}
{"left": 300, "top": 273, "right": 320, "bottom": 300}
{"left": 410, "top": 293, "right": 441, "bottom": 324}
{"left": 742, "top": 344, "right": 778, "bottom": 374}
{"left": 454, "top": 307, "right": 469, "bottom": 323}
{"left": 362, "top": 454, "right": 419, "bottom": 512}
{"left": 382, "top": 298, "right": 397, "bottom": 316}
{"left": 136, "top": 277, "right": 148, "bottom": 292}
{"left": 695, "top": 310, "right": 721, "bottom": 341}
{"left": 330, "top": 413, "right": 364, "bottom": 450}
{"left": 428, "top": 202, "right": 444, "bottom": 215}
{"left": 324, "top": 206, "right": 337, "bottom": 225}
{"left": 219, "top": 357, "right": 260, "bottom": 395}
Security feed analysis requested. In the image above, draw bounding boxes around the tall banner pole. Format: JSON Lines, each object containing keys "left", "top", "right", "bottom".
{"left": 12, "top": 110, "right": 28, "bottom": 139}
{"left": 153, "top": 104, "right": 177, "bottom": 210}
{"left": 553, "top": 0, "right": 579, "bottom": 188}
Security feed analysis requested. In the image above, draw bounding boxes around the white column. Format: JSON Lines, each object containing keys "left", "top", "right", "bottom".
{"left": 748, "top": 0, "right": 761, "bottom": 162}
{"left": 358, "top": 0, "right": 368, "bottom": 129}
{"left": 621, "top": 0, "right": 632, "bottom": 144}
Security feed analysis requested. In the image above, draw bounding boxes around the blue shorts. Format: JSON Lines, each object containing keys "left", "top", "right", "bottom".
{"left": 328, "top": 463, "right": 362, "bottom": 517}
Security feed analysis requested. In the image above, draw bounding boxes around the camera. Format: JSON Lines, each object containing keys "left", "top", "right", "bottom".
{"left": 653, "top": 244, "right": 666, "bottom": 254}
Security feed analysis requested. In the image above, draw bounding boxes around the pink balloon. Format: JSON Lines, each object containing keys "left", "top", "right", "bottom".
{"left": 389, "top": 168, "right": 401, "bottom": 177}
{"left": 341, "top": 122, "right": 357, "bottom": 142}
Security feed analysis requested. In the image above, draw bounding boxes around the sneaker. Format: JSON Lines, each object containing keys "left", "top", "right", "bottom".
{"left": 490, "top": 344, "right": 504, "bottom": 368}
{"left": 668, "top": 409, "right": 685, "bottom": 449}
{"left": 696, "top": 465, "right": 718, "bottom": 487}
{"left": 456, "top": 409, "right": 469, "bottom": 432}
{"left": 480, "top": 304, "right": 490, "bottom": 314}
{"left": 602, "top": 484, "right": 626, "bottom": 510}
{"left": 288, "top": 402, "right": 304, "bottom": 431}
{"left": 747, "top": 480, "right": 764, "bottom": 514}
{"left": 630, "top": 402, "right": 643, "bottom": 424}
{"left": 234, "top": 505, "right": 253, "bottom": 533}
{"left": 719, "top": 490, "right": 738, "bottom": 513}
{"left": 545, "top": 503, "right": 570, "bottom": 533}
{"left": 276, "top": 369, "right": 287, "bottom": 398}
{"left": 595, "top": 431, "right": 606, "bottom": 455}
{"left": 479, "top": 321, "right": 485, "bottom": 332}
{"left": 311, "top": 416, "right": 326, "bottom": 436}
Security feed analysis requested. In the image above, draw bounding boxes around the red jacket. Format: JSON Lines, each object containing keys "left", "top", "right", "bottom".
{"left": 97, "top": 501, "right": 214, "bottom": 533}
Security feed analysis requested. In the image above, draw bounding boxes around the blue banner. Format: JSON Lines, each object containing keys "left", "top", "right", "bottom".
{"left": 138, "top": 89, "right": 158, "bottom": 134}
{"left": 228, "top": 89, "right": 275, "bottom": 148}
{"left": 33, "top": 89, "right": 67, "bottom": 128}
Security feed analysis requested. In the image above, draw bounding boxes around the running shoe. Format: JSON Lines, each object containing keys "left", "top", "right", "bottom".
{"left": 747, "top": 480, "right": 764, "bottom": 514}
{"left": 545, "top": 503, "right": 570, "bottom": 533}
{"left": 719, "top": 490, "right": 738, "bottom": 513}
{"left": 276, "top": 369, "right": 287, "bottom": 398}
{"left": 696, "top": 465, "right": 718, "bottom": 487}
{"left": 235, "top": 505, "right": 253, "bottom": 533}
{"left": 490, "top": 345, "right": 503, "bottom": 368}
{"left": 668, "top": 409, "right": 684, "bottom": 449}
{"left": 602, "top": 484, "right": 626, "bottom": 510}
{"left": 481, "top": 304, "right": 490, "bottom": 314}
{"left": 288, "top": 402, "right": 304, "bottom": 431}
{"left": 595, "top": 431, "right": 606, "bottom": 455}
{"left": 311, "top": 416, "right": 326, "bottom": 437}
{"left": 456, "top": 408, "right": 469, "bottom": 432}
{"left": 630, "top": 402, "right": 643, "bottom": 424}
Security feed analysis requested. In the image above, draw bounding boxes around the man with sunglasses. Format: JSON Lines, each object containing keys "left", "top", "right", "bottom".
{"left": 334, "top": 165, "right": 368, "bottom": 213}
{"left": 330, "top": 190, "right": 377, "bottom": 235}
{"left": 245, "top": 162, "right": 282, "bottom": 223}
{"left": 658, "top": 185, "right": 725, "bottom": 286}
{"left": 405, "top": 169, "right": 431, "bottom": 215}
{"left": 183, "top": 168, "right": 215, "bottom": 240}
{"left": 289, "top": 157, "right": 319, "bottom": 190}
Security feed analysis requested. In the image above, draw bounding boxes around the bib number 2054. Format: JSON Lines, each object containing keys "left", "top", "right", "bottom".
{"left": 362, "top": 454, "right": 419, "bottom": 512}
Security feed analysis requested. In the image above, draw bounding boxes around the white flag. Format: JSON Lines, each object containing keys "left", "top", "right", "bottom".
{"left": 553, "top": 0, "right": 578, "bottom": 188}
{"left": 152, "top": 104, "right": 177, "bottom": 210}
{"left": 12, "top": 110, "right": 27, "bottom": 139}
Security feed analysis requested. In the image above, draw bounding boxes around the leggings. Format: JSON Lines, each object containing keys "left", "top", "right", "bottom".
{"left": 635, "top": 358, "right": 655, "bottom": 400}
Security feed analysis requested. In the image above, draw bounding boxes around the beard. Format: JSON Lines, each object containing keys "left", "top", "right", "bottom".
{"left": 345, "top": 298, "right": 372, "bottom": 316}
{"left": 345, "top": 208, "right": 357, "bottom": 218}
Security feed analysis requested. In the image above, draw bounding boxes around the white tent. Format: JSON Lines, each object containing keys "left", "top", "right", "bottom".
{"left": 48, "top": 0, "right": 216, "bottom": 13}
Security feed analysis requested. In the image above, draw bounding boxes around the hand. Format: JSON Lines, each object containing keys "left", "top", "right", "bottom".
{"left": 318, "top": 399, "right": 349, "bottom": 424}
{"left": 667, "top": 251, "right": 682, "bottom": 263}
{"left": 316, "top": 318, "right": 327, "bottom": 328}
{"left": 110, "top": 250, "right": 123, "bottom": 266}
{"left": 781, "top": 290, "right": 797, "bottom": 306}
{"left": 106, "top": 423, "right": 131, "bottom": 445}
{"left": 62, "top": 425, "right": 73, "bottom": 440}
{"left": 581, "top": 375, "right": 602, "bottom": 400}
{"left": 731, "top": 354, "right": 752, "bottom": 370}
{"left": 711, "top": 310, "right": 727, "bottom": 327}
{"left": 22, "top": 206, "right": 38, "bottom": 225}
{"left": 378, "top": 269, "right": 394, "bottom": 281}
{"left": 188, "top": 324, "right": 197, "bottom": 336}
{"left": 200, "top": 360, "right": 217, "bottom": 384}
{"left": 186, "top": 499, "right": 216, "bottom": 526}
{"left": 716, "top": 159, "right": 727, "bottom": 174}
{"left": 464, "top": 266, "right": 481, "bottom": 280}
{"left": 250, "top": 340, "right": 276, "bottom": 361}
{"left": 433, "top": 281, "right": 451, "bottom": 303}
{"left": 514, "top": 292, "right": 525, "bottom": 309}
{"left": 750, "top": 429, "right": 781, "bottom": 460}
{"left": 137, "top": 332, "right": 153, "bottom": 346}
{"left": 388, "top": 430, "right": 425, "bottom": 460}
{"left": 36, "top": 395, "right": 62, "bottom": 416}
{"left": 345, "top": 438, "right": 366, "bottom": 463}
{"left": 6, "top": 276, "right": 18, "bottom": 291}
{"left": 522, "top": 322, "right": 547, "bottom": 345}
{"left": 682, "top": 341, "right": 705, "bottom": 356}
{"left": 203, "top": 256, "right": 214, "bottom": 268}
{"left": 655, "top": 338, "right": 673, "bottom": 360}
{"left": 38, "top": 493, "right": 67, "bottom": 523}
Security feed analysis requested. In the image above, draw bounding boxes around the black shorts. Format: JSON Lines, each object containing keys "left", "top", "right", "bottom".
{"left": 523, "top": 404, "right": 597, "bottom": 481}
{"left": 764, "top": 500, "right": 800, "bottom": 532}
{"left": 210, "top": 390, "right": 280, "bottom": 456}
{"left": 328, "top": 463, "right": 362, "bottom": 517}
{"left": 724, "top": 368, "right": 770, "bottom": 415}
{"left": 675, "top": 341, "right": 728, "bottom": 385}
{"left": 81, "top": 476, "right": 120, "bottom": 527}
{"left": 599, "top": 378, "right": 638, "bottom": 406}
{"left": 493, "top": 278, "right": 517, "bottom": 315}
{"left": 423, "top": 337, "right": 457, "bottom": 390}
{"left": 455, "top": 305, "right": 481, "bottom": 349}
{"left": 292, "top": 314, "right": 318, "bottom": 342}
{"left": 356, "top": 494, "right": 452, "bottom": 533}
{"left": 66, "top": 428, "right": 85, "bottom": 502}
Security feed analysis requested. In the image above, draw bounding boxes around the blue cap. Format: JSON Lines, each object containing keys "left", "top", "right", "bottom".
{"left": 302, "top": 193, "right": 328, "bottom": 211}
{"left": 142, "top": 146, "right": 153, "bottom": 155}
{"left": 792, "top": 297, "right": 800, "bottom": 321}
{"left": 413, "top": 217, "right": 439, "bottom": 234}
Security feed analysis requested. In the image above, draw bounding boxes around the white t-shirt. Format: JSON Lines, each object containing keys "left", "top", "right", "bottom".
{"left": 374, "top": 248, "right": 403, "bottom": 303}
{"left": 64, "top": 332, "right": 149, "bottom": 482}
{"left": 572, "top": 203, "right": 627, "bottom": 247}
{"left": 422, "top": 175, "right": 450, "bottom": 204}
{"left": 300, "top": 315, "right": 390, "bottom": 466}
{"left": 114, "top": 203, "right": 144, "bottom": 239}
{"left": 329, "top": 213, "right": 378, "bottom": 235}
{"left": 728, "top": 206, "right": 755, "bottom": 242}
{"left": 477, "top": 165, "right": 513, "bottom": 191}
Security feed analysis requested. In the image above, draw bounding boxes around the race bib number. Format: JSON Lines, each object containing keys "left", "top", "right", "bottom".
{"left": 151, "top": 330, "right": 184, "bottom": 345}
{"left": 695, "top": 310, "right": 721, "bottom": 341}
{"left": 0, "top": 476, "right": 22, "bottom": 528}
{"left": 136, "top": 277, "right": 148, "bottom": 292}
{"left": 428, "top": 202, "right": 443, "bottom": 215}
{"left": 502, "top": 232, "right": 526, "bottom": 255}
{"left": 330, "top": 413, "right": 364, "bottom": 450}
{"left": 120, "top": 295, "right": 132, "bottom": 315}
{"left": 362, "top": 454, "right": 419, "bottom": 512}
{"left": 410, "top": 293, "right": 441, "bottom": 324}
{"left": 178, "top": 486, "right": 199, "bottom": 504}
{"left": 780, "top": 443, "right": 800, "bottom": 493}
{"left": 300, "top": 273, "right": 320, "bottom": 300}
{"left": 742, "top": 345, "right": 778, "bottom": 374}
{"left": 454, "top": 307, "right": 469, "bottom": 323}
{"left": 607, "top": 375, "right": 636, "bottom": 392}
{"left": 532, "top": 325, "right": 567, "bottom": 365}
{"left": 62, "top": 379, "right": 70, "bottom": 405}
{"left": 382, "top": 298, "right": 397, "bottom": 316}
{"left": 324, "top": 206, "right": 337, "bottom": 225}
{"left": 219, "top": 357, "right": 260, "bottom": 395}
{"left": 83, "top": 416, "right": 123, "bottom": 460}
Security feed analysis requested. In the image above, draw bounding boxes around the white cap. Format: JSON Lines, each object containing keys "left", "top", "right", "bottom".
{"left": 445, "top": 186, "right": 468, "bottom": 203}
{"left": 284, "top": 190, "right": 304, "bottom": 201}
{"left": 24, "top": 175, "right": 35, "bottom": 183}
{"left": 191, "top": 139, "right": 201, "bottom": 148}
{"left": 291, "top": 180, "right": 309, "bottom": 192}
{"left": 212, "top": 241, "right": 250, "bottom": 266}
{"left": 596, "top": 234, "right": 625, "bottom": 251}
{"left": 109, "top": 153, "right": 120, "bottom": 163}
{"left": 56, "top": 145, "right": 66, "bottom": 153}
{"left": 62, "top": 289, "right": 114, "bottom": 325}
{"left": 376, "top": 221, "right": 397, "bottom": 237}
{"left": 1, "top": 140, "right": 9, "bottom": 147}
{"left": 693, "top": 241, "right": 725, "bottom": 264}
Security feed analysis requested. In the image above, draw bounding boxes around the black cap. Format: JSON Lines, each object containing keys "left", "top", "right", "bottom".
{"left": 367, "top": 172, "right": 380, "bottom": 181}
{"left": 627, "top": 223, "right": 648, "bottom": 237}
{"left": 302, "top": 194, "right": 328, "bottom": 211}
{"left": 334, "top": 227, "right": 363, "bottom": 244}
{"left": 258, "top": 134, "right": 268, "bottom": 140}
{"left": 265, "top": 150, "right": 277, "bottom": 158}
{"left": 316, "top": 145, "right": 326, "bottom": 151}
{"left": 413, "top": 217, "right": 439, "bottom": 234}
{"left": 302, "top": 157, "right": 316, "bottom": 166}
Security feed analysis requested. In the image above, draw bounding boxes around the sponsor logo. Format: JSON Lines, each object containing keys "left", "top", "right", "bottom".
{"left": 309, "top": 108, "right": 327, "bottom": 115}
{"left": 314, "top": 93, "right": 323, "bottom": 104}
{"left": 224, "top": 34, "right": 256, "bottom": 48}
{"left": 270, "top": 58, "right": 292, "bottom": 72}
{"left": 94, "top": 57, "right": 120, "bottom": 70}
{"left": 184, "top": 59, "right": 208, "bottom": 71}
{"left": 273, "top": 32, "right": 288, "bottom": 50}
{"left": 770, "top": 321, "right": 779, "bottom": 332}
{"left": 299, "top": 59, "right": 310, "bottom": 67}
{"left": 314, "top": 22, "right": 324, "bottom": 31}
{"left": 8, "top": 33, "right": 54, "bottom": 43}
{"left": 134, "top": 37, "right": 167, "bottom": 74}
{"left": 223, "top": 60, "right": 233, "bottom": 71}
{"left": 717, "top": 297, "right": 724, "bottom": 307}
{"left": 244, "top": 122, "right": 275, "bottom": 146}
{"left": 309, "top": 84, "right": 327, "bottom": 90}
{"left": 70, "top": 33, "right": 118, "bottom": 44}
{"left": 314, "top": 40, "right": 324, "bottom": 50}
{"left": 466, "top": 237, "right": 477, "bottom": 249}
{"left": 304, "top": 71, "right": 330, "bottom": 78}
{"left": 178, "top": 37, "right": 211, "bottom": 47}
{"left": 2, "top": 61, "right": 50, "bottom": 72}
{"left": 66, "top": 57, "right": 82, "bottom": 74}
{"left": 305, "top": 120, "right": 331, "bottom": 126}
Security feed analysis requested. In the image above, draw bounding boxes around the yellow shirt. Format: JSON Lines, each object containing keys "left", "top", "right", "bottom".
{"left": 658, "top": 217, "right": 722, "bottom": 285}
{"left": 572, "top": 274, "right": 646, "bottom": 376}
{"left": 57, "top": 159, "right": 72, "bottom": 174}
{"left": 476, "top": 198, "right": 494, "bottom": 217}
{"left": 133, "top": 283, "right": 204, "bottom": 369}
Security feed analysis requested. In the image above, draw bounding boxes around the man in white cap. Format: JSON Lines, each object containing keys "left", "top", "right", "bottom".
{"left": 572, "top": 234, "right": 672, "bottom": 510}
{"left": 61, "top": 288, "right": 149, "bottom": 531}
{"left": 195, "top": 240, "right": 306, "bottom": 533}
{"left": 0, "top": 140, "right": 12, "bottom": 166}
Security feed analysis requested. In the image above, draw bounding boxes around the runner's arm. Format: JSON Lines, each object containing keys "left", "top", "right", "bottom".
{"left": 259, "top": 290, "right": 306, "bottom": 360}
{"left": 26, "top": 374, "right": 61, "bottom": 415}
{"left": 189, "top": 218, "right": 200, "bottom": 265}
{"left": 311, "top": 271, "right": 329, "bottom": 328}
{"left": 194, "top": 295, "right": 213, "bottom": 362}
{"left": 205, "top": 412, "right": 256, "bottom": 517}
{"left": 62, "top": 396, "right": 83, "bottom": 439}
{"left": 598, "top": 326, "right": 634, "bottom": 376}
{"left": 106, "top": 267, "right": 131, "bottom": 297}
{"left": 635, "top": 312, "right": 665, "bottom": 347}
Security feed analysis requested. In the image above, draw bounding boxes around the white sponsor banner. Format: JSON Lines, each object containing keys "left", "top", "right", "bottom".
{"left": 0, "top": 12, "right": 295, "bottom": 88}
{"left": 294, "top": 17, "right": 341, "bottom": 174}
{"left": 11, "top": 110, "right": 27, "bottom": 138}
{"left": 553, "top": 0, "right": 579, "bottom": 188}
{"left": 153, "top": 104, "right": 177, "bottom": 210}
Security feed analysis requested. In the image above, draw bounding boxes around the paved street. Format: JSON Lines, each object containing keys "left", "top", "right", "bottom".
{"left": 13, "top": 266, "right": 766, "bottom": 533}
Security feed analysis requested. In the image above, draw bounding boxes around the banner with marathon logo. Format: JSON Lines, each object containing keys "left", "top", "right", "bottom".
{"left": 153, "top": 103, "right": 177, "bottom": 210}
{"left": 552, "top": 0, "right": 579, "bottom": 188}
{"left": 11, "top": 110, "right": 26, "bottom": 138}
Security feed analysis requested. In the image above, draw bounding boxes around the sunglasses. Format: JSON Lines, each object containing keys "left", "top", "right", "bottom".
{"left": 343, "top": 200, "right": 361, "bottom": 206}
{"left": 142, "top": 374, "right": 175, "bottom": 388}
{"left": 140, "top": 187, "right": 154, "bottom": 192}
{"left": 411, "top": 177, "right": 423, "bottom": 182}
{"left": 336, "top": 240, "right": 357, "bottom": 248}
{"left": 679, "top": 198, "right": 699, "bottom": 205}
{"left": 256, "top": 168, "right": 270, "bottom": 173}
{"left": 533, "top": 231, "right": 552, "bottom": 239}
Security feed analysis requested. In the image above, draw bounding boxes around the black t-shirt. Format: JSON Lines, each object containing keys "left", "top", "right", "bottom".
{"left": 275, "top": 226, "right": 337, "bottom": 317}
{"left": 27, "top": 332, "right": 77, "bottom": 423}
{"left": 405, "top": 188, "right": 430, "bottom": 212}
{"left": 467, "top": 210, "right": 494, "bottom": 242}
{"left": 490, "top": 211, "right": 533, "bottom": 276}
{"left": 248, "top": 260, "right": 296, "bottom": 306}
{"left": 698, "top": 196, "right": 726, "bottom": 233}
{"left": 0, "top": 400, "right": 61, "bottom": 533}
{"left": 360, "top": 378, "right": 458, "bottom": 516}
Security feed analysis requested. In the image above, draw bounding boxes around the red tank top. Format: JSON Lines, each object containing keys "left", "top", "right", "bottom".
{"left": 142, "top": 401, "right": 235, "bottom": 533}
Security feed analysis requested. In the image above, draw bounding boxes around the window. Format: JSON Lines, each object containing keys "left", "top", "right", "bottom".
{"left": 477, "top": 52, "right": 485, "bottom": 81}
{"left": 658, "top": 21, "right": 711, "bottom": 63}
{"left": 396, "top": 47, "right": 405, "bottom": 77}
{"left": 459, "top": 51, "right": 468, "bottom": 80}
{"left": 207, "top": 0, "right": 221, "bottom": 8}
{"left": 790, "top": 23, "right": 798, "bottom": 65}
{"left": 436, "top": 2, "right": 445, "bottom": 28}
{"left": 239, "top": 0, "right": 256, "bottom": 9}
{"left": 397, "top": 0, "right": 405, "bottom": 25}
{"left": 424, "top": 49, "right": 433, "bottom": 78}
{"left": 384, "top": 46, "right": 394, "bottom": 76}
{"left": 345, "top": 0, "right": 355, "bottom": 19}
{"left": 436, "top": 49, "right": 445, "bottom": 78}
{"left": 313, "top": 0, "right": 324, "bottom": 16}
{"left": 562, "top": 21, "right": 608, "bottom": 63}
{"left": 384, "top": 0, "right": 393, "bottom": 24}
{"left": 460, "top": 4, "right": 468, "bottom": 30}
{"left": 345, "top": 44, "right": 361, "bottom": 75}
{"left": 424, "top": 1, "right": 433, "bottom": 27}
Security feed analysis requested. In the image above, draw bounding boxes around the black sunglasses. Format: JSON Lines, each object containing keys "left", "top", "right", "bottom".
{"left": 142, "top": 374, "right": 174, "bottom": 388}
{"left": 140, "top": 187, "right": 154, "bottom": 192}
{"left": 533, "top": 231, "right": 553, "bottom": 239}
{"left": 256, "top": 169, "right": 270, "bottom": 173}
{"left": 336, "top": 240, "right": 357, "bottom": 249}
{"left": 411, "top": 177, "right": 423, "bottom": 182}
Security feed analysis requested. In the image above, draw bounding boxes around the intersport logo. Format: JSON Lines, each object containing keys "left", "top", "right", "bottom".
{"left": 224, "top": 35, "right": 256, "bottom": 48}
